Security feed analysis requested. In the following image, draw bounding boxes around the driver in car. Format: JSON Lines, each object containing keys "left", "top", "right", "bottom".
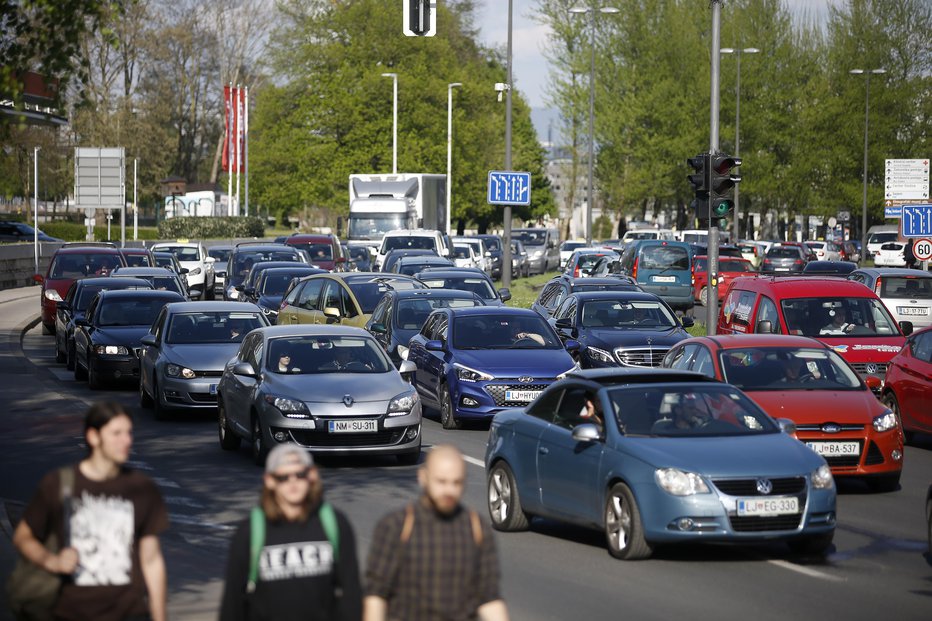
{"left": 652, "top": 395, "right": 711, "bottom": 433}
{"left": 511, "top": 323, "right": 545, "bottom": 346}
{"left": 820, "top": 309, "right": 854, "bottom": 335}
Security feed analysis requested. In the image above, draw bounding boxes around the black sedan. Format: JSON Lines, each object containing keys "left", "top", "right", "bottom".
{"left": 414, "top": 268, "right": 511, "bottom": 306}
{"left": 549, "top": 291, "right": 693, "bottom": 368}
{"left": 73, "top": 289, "right": 185, "bottom": 388}
{"left": 531, "top": 275, "right": 642, "bottom": 319}
{"left": 55, "top": 277, "right": 153, "bottom": 370}
{"left": 110, "top": 266, "right": 189, "bottom": 299}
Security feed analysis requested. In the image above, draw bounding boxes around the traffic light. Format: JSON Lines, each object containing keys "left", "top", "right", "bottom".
{"left": 687, "top": 153, "right": 710, "bottom": 222}
{"left": 404, "top": 0, "right": 436, "bottom": 37}
{"left": 709, "top": 154, "right": 742, "bottom": 218}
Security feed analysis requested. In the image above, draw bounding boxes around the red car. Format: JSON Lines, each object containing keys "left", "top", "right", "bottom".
{"left": 691, "top": 255, "right": 755, "bottom": 306}
{"left": 35, "top": 244, "right": 127, "bottom": 334}
{"left": 881, "top": 325, "right": 932, "bottom": 438}
{"left": 664, "top": 334, "right": 904, "bottom": 491}
{"left": 284, "top": 233, "right": 346, "bottom": 272}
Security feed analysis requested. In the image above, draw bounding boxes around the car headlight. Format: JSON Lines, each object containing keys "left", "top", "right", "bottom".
{"left": 44, "top": 289, "right": 63, "bottom": 302}
{"left": 188, "top": 267, "right": 202, "bottom": 276}
{"left": 165, "top": 363, "right": 196, "bottom": 379}
{"left": 388, "top": 391, "right": 419, "bottom": 416}
{"left": 396, "top": 345, "right": 409, "bottom": 360}
{"left": 530, "top": 249, "right": 544, "bottom": 258}
{"left": 654, "top": 468, "right": 710, "bottom": 496}
{"left": 227, "top": 286, "right": 239, "bottom": 300}
{"left": 872, "top": 409, "right": 898, "bottom": 433}
{"left": 94, "top": 345, "right": 129, "bottom": 355}
{"left": 264, "top": 395, "right": 310, "bottom": 419}
{"left": 586, "top": 346, "right": 615, "bottom": 364}
{"left": 811, "top": 464, "right": 834, "bottom": 490}
{"left": 556, "top": 362, "right": 580, "bottom": 379}
{"left": 454, "top": 363, "right": 493, "bottom": 382}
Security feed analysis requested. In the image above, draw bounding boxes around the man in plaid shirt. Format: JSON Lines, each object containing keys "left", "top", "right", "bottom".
{"left": 363, "top": 445, "right": 510, "bottom": 621}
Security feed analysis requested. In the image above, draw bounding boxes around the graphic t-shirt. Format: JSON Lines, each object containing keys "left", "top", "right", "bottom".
{"left": 22, "top": 464, "right": 168, "bottom": 621}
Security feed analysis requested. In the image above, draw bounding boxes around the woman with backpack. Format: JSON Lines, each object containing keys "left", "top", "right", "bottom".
{"left": 219, "top": 444, "right": 361, "bottom": 621}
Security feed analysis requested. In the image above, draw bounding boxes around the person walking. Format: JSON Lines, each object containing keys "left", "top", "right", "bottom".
{"left": 904, "top": 238, "right": 917, "bottom": 270}
{"left": 363, "top": 445, "right": 509, "bottom": 621}
{"left": 219, "top": 443, "right": 362, "bottom": 621}
{"left": 12, "top": 401, "right": 169, "bottom": 621}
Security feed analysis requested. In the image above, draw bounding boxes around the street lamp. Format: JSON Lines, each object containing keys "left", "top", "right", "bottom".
{"left": 720, "top": 47, "right": 759, "bottom": 241}
{"left": 849, "top": 68, "right": 886, "bottom": 264}
{"left": 570, "top": 5, "right": 619, "bottom": 245}
{"left": 381, "top": 72, "right": 398, "bottom": 174}
{"left": 447, "top": 82, "right": 462, "bottom": 236}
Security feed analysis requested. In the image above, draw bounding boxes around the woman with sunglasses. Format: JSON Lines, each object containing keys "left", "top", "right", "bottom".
{"left": 219, "top": 444, "right": 362, "bottom": 621}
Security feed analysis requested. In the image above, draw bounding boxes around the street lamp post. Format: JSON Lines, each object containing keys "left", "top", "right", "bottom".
{"left": 447, "top": 82, "right": 462, "bottom": 236}
{"left": 849, "top": 68, "right": 885, "bottom": 264}
{"left": 381, "top": 72, "right": 398, "bottom": 174}
{"left": 570, "top": 5, "right": 619, "bottom": 245}
{"left": 720, "top": 46, "right": 759, "bottom": 241}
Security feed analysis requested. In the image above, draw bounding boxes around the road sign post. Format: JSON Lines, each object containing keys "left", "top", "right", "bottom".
{"left": 487, "top": 171, "right": 531, "bottom": 206}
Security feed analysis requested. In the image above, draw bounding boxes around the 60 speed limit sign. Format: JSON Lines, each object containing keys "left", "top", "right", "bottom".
{"left": 914, "top": 238, "right": 932, "bottom": 262}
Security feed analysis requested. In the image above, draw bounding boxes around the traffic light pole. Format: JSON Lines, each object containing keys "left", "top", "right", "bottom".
{"left": 706, "top": 0, "right": 723, "bottom": 336}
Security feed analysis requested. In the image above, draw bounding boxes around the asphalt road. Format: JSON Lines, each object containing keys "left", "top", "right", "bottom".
{"left": 0, "top": 288, "right": 930, "bottom": 621}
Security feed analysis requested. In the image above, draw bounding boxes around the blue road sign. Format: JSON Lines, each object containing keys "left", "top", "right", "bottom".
{"left": 487, "top": 171, "right": 531, "bottom": 206}
{"left": 901, "top": 204, "right": 932, "bottom": 237}
{"left": 885, "top": 206, "right": 902, "bottom": 219}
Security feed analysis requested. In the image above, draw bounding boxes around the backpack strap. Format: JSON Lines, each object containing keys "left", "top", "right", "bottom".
{"left": 469, "top": 509, "right": 483, "bottom": 546}
{"left": 318, "top": 502, "right": 340, "bottom": 560}
{"left": 246, "top": 507, "right": 265, "bottom": 593}
{"left": 400, "top": 504, "right": 415, "bottom": 544}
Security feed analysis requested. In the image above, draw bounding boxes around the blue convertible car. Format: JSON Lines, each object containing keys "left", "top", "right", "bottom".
{"left": 485, "top": 368, "right": 836, "bottom": 560}
{"left": 407, "top": 307, "right": 579, "bottom": 429}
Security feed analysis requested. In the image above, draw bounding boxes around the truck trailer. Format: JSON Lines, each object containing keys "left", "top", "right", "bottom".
{"left": 347, "top": 173, "right": 446, "bottom": 248}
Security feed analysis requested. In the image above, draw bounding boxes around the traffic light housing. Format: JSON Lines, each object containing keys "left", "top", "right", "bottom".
{"left": 404, "top": 0, "right": 436, "bottom": 37}
{"left": 687, "top": 153, "right": 710, "bottom": 222}
{"left": 709, "top": 154, "right": 742, "bottom": 218}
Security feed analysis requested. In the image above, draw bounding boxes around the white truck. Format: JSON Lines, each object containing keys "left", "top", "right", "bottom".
{"left": 347, "top": 173, "right": 447, "bottom": 249}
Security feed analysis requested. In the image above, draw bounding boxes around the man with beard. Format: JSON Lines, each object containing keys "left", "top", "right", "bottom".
{"left": 363, "top": 445, "right": 509, "bottom": 621}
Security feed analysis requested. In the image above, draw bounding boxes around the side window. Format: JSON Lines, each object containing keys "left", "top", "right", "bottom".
{"left": 537, "top": 284, "right": 556, "bottom": 307}
{"left": 665, "top": 344, "right": 697, "bottom": 370}
{"left": 755, "top": 296, "right": 782, "bottom": 334}
{"left": 550, "top": 285, "right": 568, "bottom": 310}
{"left": 527, "top": 388, "right": 562, "bottom": 423}
{"left": 322, "top": 281, "right": 341, "bottom": 312}
{"left": 421, "top": 314, "right": 440, "bottom": 338}
{"left": 370, "top": 297, "right": 388, "bottom": 326}
{"left": 912, "top": 331, "right": 932, "bottom": 363}
{"left": 553, "top": 387, "right": 588, "bottom": 430}
{"left": 239, "top": 334, "right": 256, "bottom": 361}
{"left": 723, "top": 289, "right": 756, "bottom": 333}
{"left": 433, "top": 316, "right": 449, "bottom": 342}
{"left": 689, "top": 346, "right": 715, "bottom": 378}
{"left": 553, "top": 297, "right": 573, "bottom": 320}
{"left": 298, "top": 279, "right": 325, "bottom": 310}
{"left": 283, "top": 281, "right": 303, "bottom": 306}
{"left": 564, "top": 300, "right": 578, "bottom": 325}
{"left": 152, "top": 309, "right": 167, "bottom": 342}
{"left": 245, "top": 337, "right": 263, "bottom": 371}
{"left": 339, "top": 284, "right": 358, "bottom": 318}
{"left": 64, "top": 282, "right": 78, "bottom": 305}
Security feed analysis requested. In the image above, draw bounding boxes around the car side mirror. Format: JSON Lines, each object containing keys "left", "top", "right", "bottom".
{"left": 180, "top": 267, "right": 190, "bottom": 274}
{"left": 425, "top": 339, "right": 445, "bottom": 351}
{"left": 205, "top": 256, "right": 216, "bottom": 263}
{"left": 572, "top": 423, "right": 602, "bottom": 443}
{"left": 498, "top": 288, "right": 511, "bottom": 302}
{"left": 776, "top": 418, "right": 797, "bottom": 436}
{"left": 369, "top": 322, "right": 387, "bottom": 334}
{"left": 564, "top": 339, "right": 581, "bottom": 353}
{"left": 398, "top": 360, "right": 417, "bottom": 383}
{"left": 898, "top": 320, "right": 913, "bottom": 336}
{"left": 680, "top": 316, "right": 695, "bottom": 328}
{"left": 336, "top": 257, "right": 347, "bottom": 264}
{"left": 75, "top": 318, "right": 89, "bottom": 327}
{"left": 485, "top": 251, "right": 492, "bottom": 258}
{"left": 244, "top": 286, "right": 256, "bottom": 297}
{"left": 57, "top": 301, "right": 71, "bottom": 311}
{"left": 864, "top": 375, "right": 882, "bottom": 391}
{"left": 33, "top": 274, "right": 44, "bottom": 284}
{"left": 232, "top": 362, "right": 257, "bottom": 378}
{"left": 555, "top": 317, "right": 572, "bottom": 329}
{"left": 323, "top": 307, "right": 341, "bottom": 320}
{"left": 756, "top": 320, "right": 774, "bottom": 334}
{"left": 235, "top": 284, "right": 245, "bottom": 292}
{"left": 140, "top": 334, "right": 158, "bottom": 347}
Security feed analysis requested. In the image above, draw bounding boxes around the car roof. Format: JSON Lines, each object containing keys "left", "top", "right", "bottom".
{"left": 392, "top": 288, "right": 479, "bottom": 300}
{"left": 565, "top": 367, "right": 714, "bottom": 385}
{"left": 111, "top": 267, "right": 175, "bottom": 275}
{"left": 384, "top": 229, "right": 441, "bottom": 237}
{"left": 254, "top": 325, "right": 371, "bottom": 339}
{"left": 853, "top": 267, "right": 932, "bottom": 278}
{"left": 729, "top": 275, "right": 878, "bottom": 296}
{"left": 54, "top": 246, "right": 122, "bottom": 255}
{"left": 119, "top": 247, "right": 152, "bottom": 254}
{"left": 164, "top": 301, "right": 261, "bottom": 313}
{"left": 566, "top": 276, "right": 637, "bottom": 287}
{"left": 259, "top": 266, "right": 324, "bottom": 275}
{"left": 76, "top": 277, "right": 153, "bottom": 288}
{"left": 397, "top": 255, "right": 451, "bottom": 263}
{"left": 415, "top": 269, "right": 491, "bottom": 280}
{"left": 96, "top": 289, "right": 183, "bottom": 300}
{"left": 687, "top": 334, "right": 829, "bottom": 350}
{"left": 566, "top": 290, "right": 663, "bottom": 302}
{"left": 285, "top": 234, "right": 334, "bottom": 242}
{"left": 233, "top": 244, "right": 296, "bottom": 252}
{"left": 447, "top": 306, "right": 541, "bottom": 318}
{"left": 152, "top": 241, "right": 201, "bottom": 248}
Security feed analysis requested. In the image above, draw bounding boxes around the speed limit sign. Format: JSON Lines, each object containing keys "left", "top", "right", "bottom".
{"left": 914, "top": 237, "right": 932, "bottom": 262}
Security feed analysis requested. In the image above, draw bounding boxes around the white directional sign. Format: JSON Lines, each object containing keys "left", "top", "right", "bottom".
{"left": 884, "top": 158, "right": 929, "bottom": 201}
{"left": 75, "top": 147, "right": 125, "bottom": 209}
{"left": 487, "top": 171, "right": 531, "bottom": 206}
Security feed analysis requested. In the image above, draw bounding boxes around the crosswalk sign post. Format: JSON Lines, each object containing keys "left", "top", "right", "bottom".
{"left": 487, "top": 170, "right": 531, "bottom": 206}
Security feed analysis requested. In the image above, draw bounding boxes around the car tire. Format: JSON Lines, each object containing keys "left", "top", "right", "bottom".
{"left": 66, "top": 342, "right": 76, "bottom": 371}
{"left": 867, "top": 473, "right": 901, "bottom": 493}
{"left": 87, "top": 363, "right": 102, "bottom": 390}
{"left": 139, "top": 373, "right": 153, "bottom": 408}
{"left": 604, "top": 483, "right": 653, "bottom": 560}
{"left": 42, "top": 322, "right": 54, "bottom": 336}
{"left": 699, "top": 286, "right": 709, "bottom": 307}
{"left": 487, "top": 461, "right": 529, "bottom": 532}
{"left": 55, "top": 339, "right": 65, "bottom": 363}
{"left": 252, "top": 415, "right": 268, "bottom": 466}
{"left": 439, "top": 383, "right": 461, "bottom": 430}
{"left": 218, "top": 399, "right": 240, "bottom": 451}
{"left": 881, "top": 392, "right": 910, "bottom": 442}
{"left": 787, "top": 531, "right": 834, "bottom": 557}
{"left": 74, "top": 352, "right": 88, "bottom": 381}
{"left": 152, "top": 380, "right": 169, "bottom": 421}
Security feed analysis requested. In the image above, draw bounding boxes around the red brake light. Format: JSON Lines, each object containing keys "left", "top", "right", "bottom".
{"left": 574, "top": 266, "right": 580, "bottom": 278}
{"left": 874, "top": 277, "right": 882, "bottom": 295}
{"left": 632, "top": 257, "right": 638, "bottom": 279}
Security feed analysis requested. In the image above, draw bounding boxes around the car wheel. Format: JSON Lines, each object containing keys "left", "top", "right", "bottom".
{"left": 252, "top": 416, "right": 269, "bottom": 466}
{"left": 699, "top": 286, "right": 709, "bottom": 307}
{"left": 152, "top": 379, "right": 169, "bottom": 421}
{"left": 439, "top": 383, "right": 461, "bottom": 430}
{"left": 867, "top": 473, "right": 900, "bottom": 493}
{"left": 41, "top": 322, "right": 54, "bottom": 336}
{"left": 604, "top": 483, "right": 652, "bottom": 560}
{"left": 87, "top": 363, "right": 102, "bottom": 390}
{"left": 787, "top": 531, "right": 834, "bottom": 557}
{"left": 218, "top": 399, "right": 240, "bottom": 450}
{"left": 66, "top": 342, "right": 75, "bottom": 371}
{"left": 487, "top": 461, "right": 529, "bottom": 531}
{"left": 881, "top": 392, "right": 910, "bottom": 442}
{"left": 139, "top": 372, "right": 153, "bottom": 408}
{"left": 74, "top": 351, "right": 88, "bottom": 381}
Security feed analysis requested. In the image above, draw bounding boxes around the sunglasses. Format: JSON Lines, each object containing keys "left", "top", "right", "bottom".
{"left": 270, "top": 467, "right": 311, "bottom": 483}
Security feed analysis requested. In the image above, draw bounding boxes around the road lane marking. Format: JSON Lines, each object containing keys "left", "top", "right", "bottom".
{"left": 48, "top": 368, "right": 76, "bottom": 382}
{"left": 766, "top": 559, "right": 845, "bottom": 582}
{"left": 426, "top": 444, "right": 485, "bottom": 468}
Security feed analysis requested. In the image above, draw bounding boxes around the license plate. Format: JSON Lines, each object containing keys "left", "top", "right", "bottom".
{"left": 209, "top": 384, "right": 217, "bottom": 395}
{"left": 736, "top": 496, "right": 799, "bottom": 517}
{"left": 652, "top": 275, "right": 676, "bottom": 283}
{"left": 328, "top": 419, "right": 377, "bottom": 433}
{"left": 505, "top": 390, "right": 542, "bottom": 402}
{"left": 898, "top": 307, "right": 928, "bottom": 316}
{"left": 806, "top": 441, "right": 860, "bottom": 456}
{"left": 775, "top": 267, "right": 790, "bottom": 272}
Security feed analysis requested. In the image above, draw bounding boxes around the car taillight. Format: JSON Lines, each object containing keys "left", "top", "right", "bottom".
{"left": 574, "top": 265, "right": 580, "bottom": 277}
{"left": 874, "top": 277, "right": 882, "bottom": 295}
{"left": 632, "top": 257, "right": 638, "bottom": 279}
{"left": 794, "top": 259, "right": 803, "bottom": 265}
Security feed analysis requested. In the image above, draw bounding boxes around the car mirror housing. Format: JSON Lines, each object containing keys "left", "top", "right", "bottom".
{"left": 398, "top": 359, "right": 417, "bottom": 382}
{"left": 323, "top": 307, "right": 341, "bottom": 319}
{"left": 140, "top": 334, "right": 158, "bottom": 347}
{"left": 554, "top": 317, "right": 572, "bottom": 329}
{"left": 572, "top": 423, "right": 601, "bottom": 443}
{"left": 232, "top": 362, "right": 257, "bottom": 378}
{"left": 205, "top": 256, "right": 216, "bottom": 263}
{"left": 498, "top": 288, "right": 511, "bottom": 302}
{"left": 898, "top": 320, "right": 913, "bottom": 336}
{"left": 180, "top": 267, "right": 190, "bottom": 274}
{"left": 425, "top": 339, "right": 444, "bottom": 351}
{"left": 863, "top": 375, "right": 882, "bottom": 391}
{"left": 564, "top": 339, "right": 581, "bottom": 352}
{"left": 756, "top": 320, "right": 774, "bottom": 334}
{"left": 681, "top": 316, "right": 695, "bottom": 328}
{"left": 369, "top": 322, "right": 387, "bottom": 334}
{"left": 33, "top": 274, "right": 44, "bottom": 284}
{"left": 244, "top": 287, "right": 255, "bottom": 296}
{"left": 776, "top": 418, "right": 797, "bottom": 436}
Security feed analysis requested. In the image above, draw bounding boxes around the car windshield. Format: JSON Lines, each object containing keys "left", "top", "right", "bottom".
{"left": 232, "top": 251, "right": 300, "bottom": 279}
{"left": 482, "top": 238, "right": 502, "bottom": 251}
{"left": 453, "top": 314, "right": 561, "bottom": 349}
{"left": 292, "top": 243, "right": 332, "bottom": 261}
{"left": 208, "top": 247, "right": 231, "bottom": 262}
{"left": 348, "top": 246, "right": 369, "bottom": 261}
{"left": 878, "top": 277, "right": 932, "bottom": 299}
{"left": 561, "top": 241, "right": 586, "bottom": 252}
{"left": 720, "top": 259, "right": 753, "bottom": 272}
{"left": 76, "top": 284, "right": 150, "bottom": 310}
{"left": 166, "top": 312, "right": 264, "bottom": 344}
{"left": 720, "top": 347, "right": 861, "bottom": 391}
{"left": 382, "top": 236, "right": 436, "bottom": 252}
{"left": 869, "top": 232, "right": 899, "bottom": 245}
{"left": 349, "top": 215, "right": 405, "bottom": 238}
{"left": 514, "top": 230, "right": 546, "bottom": 246}
{"left": 640, "top": 245, "right": 689, "bottom": 270}
{"left": 155, "top": 246, "right": 199, "bottom": 261}
{"left": 453, "top": 246, "right": 472, "bottom": 259}
{"left": 51, "top": 253, "right": 120, "bottom": 278}
{"left": 781, "top": 297, "right": 900, "bottom": 337}
{"left": 97, "top": 297, "right": 174, "bottom": 327}
{"left": 395, "top": 298, "right": 482, "bottom": 329}
{"left": 260, "top": 272, "right": 311, "bottom": 296}
{"left": 148, "top": 276, "right": 184, "bottom": 294}
{"left": 267, "top": 335, "right": 392, "bottom": 374}
{"left": 607, "top": 384, "right": 779, "bottom": 437}
{"left": 581, "top": 300, "right": 678, "bottom": 328}
{"left": 421, "top": 277, "right": 497, "bottom": 300}
{"left": 123, "top": 253, "right": 152, "bottom": 267}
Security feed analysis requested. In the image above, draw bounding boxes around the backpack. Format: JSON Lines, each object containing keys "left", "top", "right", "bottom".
{"left": 399, "top": 503, "right": 483, "bottom": 546}
{"left": 246, "top": 502, "right": 339, "bottom": 593}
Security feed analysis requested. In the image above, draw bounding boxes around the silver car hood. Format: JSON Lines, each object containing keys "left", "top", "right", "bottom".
{"left": 264, "top": 371, "right": 409, "bottom": 404}
{"left": 162, "top": 343, "right": 240, "bottom": 371}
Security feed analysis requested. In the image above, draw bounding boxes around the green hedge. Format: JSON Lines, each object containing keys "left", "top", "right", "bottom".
{"left": 157, "top": 216, "right": 264, "bottom": 239}
{"left": 41, "top": 221, "right": 161, "bottom": 241}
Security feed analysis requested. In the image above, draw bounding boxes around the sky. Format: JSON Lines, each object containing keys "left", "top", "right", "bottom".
{"left": 473, "top": 0, "right": 842, "bottom": 138}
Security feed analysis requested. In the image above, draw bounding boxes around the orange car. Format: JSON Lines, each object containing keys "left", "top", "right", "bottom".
{"left": 881, "top": 325, "right": 932, "bottom": 439}
{"left": 663, "top": 334, "right": 904, "bottom": 492}
{"left": 691, "top": 255, "right": 756, "bottom": 306}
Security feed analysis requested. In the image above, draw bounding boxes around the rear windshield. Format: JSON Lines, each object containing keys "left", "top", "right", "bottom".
{"left": 720, "top": 259, "right": 753, "bottom": 272}
{"left": 639, "top": 245, "right": 689, "bottom": 270}
{"left": 268, "top": 336, "right": 392, "bottom": 374}
{"left": 382, "top": 236, "right": 436, "bottom": 252}
{"left": 155, "top": 246, "right": 199, "bottom": 261}
{"left": 868, "top": 232, "right": 899, "bottom": 245}
{"left": 260, "top": 271, "right": 316, "bottom": 296}
{"left": 97, "top": 296, "right": 175, "bottom": 327}
{"left": 453, "top": 314, "right": 561, "bottom": 349}
{"left": 879, "top": 277, "right": 932, "bottom": 299}
{"left": 51, "top": 253, "right": 122, "bottom": 278}
{"left": 767, "top": 247, "right": 800, "bottom": 258}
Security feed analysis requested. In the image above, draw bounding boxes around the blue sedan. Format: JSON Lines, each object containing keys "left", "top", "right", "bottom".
{"left": 407, "top": 307, "right": 579, "bottom": 429}
{"left": 485, "top": 368, "right": 836, "bottom": 559}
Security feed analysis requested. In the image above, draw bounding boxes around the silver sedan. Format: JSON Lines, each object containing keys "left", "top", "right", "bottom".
{"left": 216, "top": 325, "right": 421, "bottom": 465}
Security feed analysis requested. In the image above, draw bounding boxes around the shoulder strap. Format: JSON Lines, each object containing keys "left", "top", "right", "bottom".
{"left": 247, "top": 507, "right": 265, "bottom": 593}
{"left": 60, "top": 466, "right": 74, "bottom": 546}
{"left": 400, "top": 504, "right": 415, "bottom": 544}
{"left": 469, "top": 509, "right": 483, "bottom": 547}
{"left": 318, "top": 502, "right": 340, "bottom": 559}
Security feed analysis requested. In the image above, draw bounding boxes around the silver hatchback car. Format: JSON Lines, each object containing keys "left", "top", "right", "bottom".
{"left": 216, "top": 325, "right": 421, "bottom": 465}
{"left": 847, "top": 268, "right": 932, "bottom": 329}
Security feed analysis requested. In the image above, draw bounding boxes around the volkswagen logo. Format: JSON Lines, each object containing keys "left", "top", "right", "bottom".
{"left": 865, "top": 363, "right": 878, "bottom": 374}
{"left": 342, "top": 395, "right": 354, "bottom": 407}
{"left": 517, "top": 376, "right": 534, "bottom": 384}
{"left": 821, "top": 423, "right": 841, "bottom": 434}
{"left": 756, "top": 478, "right": 773, "bottom": 495}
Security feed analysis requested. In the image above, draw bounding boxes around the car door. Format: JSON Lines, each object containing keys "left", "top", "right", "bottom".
{"left": 74, "top": 295, "right": 100, "bottom": 371}
{"left": 536, "top": 385, "right": 604, "bottom": 522}
{"left": 225, "top": 334, "right": 262, "bottom": 435}
{"left": 289, "top": 278, "right": 326, "bottom": 324}
{"left": 409, "top": 314, "right": 442, "bottom": 405}
{"left": 140, "top": 308, "right": 168, "bottom": 395}
{"left": 508, "top": 388, "right": 563, "bottom": 514}
{"left": 421, "top": 314, "right": 450, "bottom": 402}
{"left": 56, "top": 281, "right": 78, "bottom": 354}
{"left": 899, "top": 330, "right": 932, "bottom": 428}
